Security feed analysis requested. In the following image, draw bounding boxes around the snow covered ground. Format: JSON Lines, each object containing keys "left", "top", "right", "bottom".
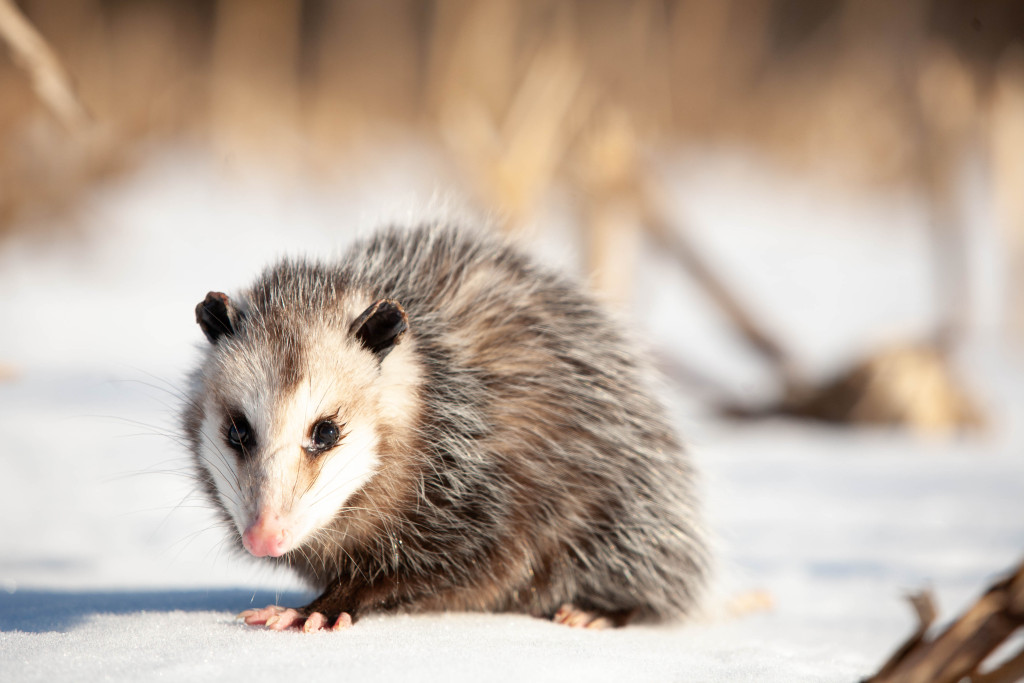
{"left": 1, "top": 147, "right": 1022, "bottom": 682}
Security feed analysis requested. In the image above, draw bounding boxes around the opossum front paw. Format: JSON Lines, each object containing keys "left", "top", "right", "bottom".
{"left": 238, "top": 604, "right": 301, "bottom": 630}
{"left": 237, "top": 605, "right": 352, "bottom": 632}
{"left": 237, "top": 604, "right": 281, "bottom": 625}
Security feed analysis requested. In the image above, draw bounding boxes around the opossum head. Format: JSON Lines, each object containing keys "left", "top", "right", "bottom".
{"left": 188, "top": 290, "right": 420, "bottom": 559}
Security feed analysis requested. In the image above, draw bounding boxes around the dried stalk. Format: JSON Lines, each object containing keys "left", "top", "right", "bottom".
{"left": 0, "top": 0, "right": 89, "bottom": 131}
{"left": 637, "top": 188, "right": 802, "bottom": 392}
{"left": 973, "top": 649, "right": 1024, "bottom": 683}
{"left": 868, "top": 591, "right": 938, "bottom": 681}
{"left": 865, "top": 559, "right": 1024, "bottom": 683}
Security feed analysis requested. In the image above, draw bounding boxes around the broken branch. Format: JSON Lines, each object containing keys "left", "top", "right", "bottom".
{"left": 864, "top": 558, "right": 1024, "bottom": 683}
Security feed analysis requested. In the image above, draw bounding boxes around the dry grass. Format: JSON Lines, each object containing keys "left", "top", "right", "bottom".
{"left": 1, "top": 0, "right": 1019, "bottom": 431}
{"left": 0, "top": 1, "right": 1020, "bottom": 232}
{"left": 1, "top": 1, "right": 1022, "bottom": 321}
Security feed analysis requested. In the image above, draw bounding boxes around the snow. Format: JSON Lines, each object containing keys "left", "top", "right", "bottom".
{"left": 1, "top": 147, "right": 1022, "bottom": 682}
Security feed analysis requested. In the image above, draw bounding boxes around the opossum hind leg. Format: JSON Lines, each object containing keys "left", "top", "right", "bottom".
{"left": 551, "top": 604, "right": 634, "bottom": 629}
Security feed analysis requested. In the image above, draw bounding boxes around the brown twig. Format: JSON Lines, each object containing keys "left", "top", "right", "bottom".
{"left": 869, "top": 591, "right": 939, "bottom": 680}
{"left": 637, "top": 187, "right": 803, "bottom": 393}
{"left": 972, "top": 649, "right": 1024, "bottom": 683}
{"left": 864, "top": 559, "right": 1024, "bottom": 683}
{"left": 0, "top": 0, "right": 90, "bottom": 131}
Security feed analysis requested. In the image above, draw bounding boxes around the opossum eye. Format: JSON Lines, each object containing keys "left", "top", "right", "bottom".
{"left": 310, "top": 419, "right": 341, "bottom": 452}
{"left": 225, "top": 415, "right": 254, "bottom": 453}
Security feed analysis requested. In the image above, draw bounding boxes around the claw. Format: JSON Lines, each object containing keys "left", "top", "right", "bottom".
{"left": 240, "top": 605, "right": 287, "bottom": 626}
{"left": 238, "top": 604, "right": 352, "bottom": 632}
{"left": 267, "top": 608, "right": 304, "bottom": 631}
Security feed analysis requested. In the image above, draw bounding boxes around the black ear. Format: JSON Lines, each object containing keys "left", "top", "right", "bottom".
{"left": 350, "top": 299, "right": 408, "bottom": 361}
{"left": 195, "top": 291, "right": 242, "bottom": 344}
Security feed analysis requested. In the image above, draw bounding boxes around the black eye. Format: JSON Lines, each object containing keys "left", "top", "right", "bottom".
{"left": 310, "top": 419, "right": 341, "bottom": 452}
{"left": 225, "top": 415, "right": 254, "bottom": 453}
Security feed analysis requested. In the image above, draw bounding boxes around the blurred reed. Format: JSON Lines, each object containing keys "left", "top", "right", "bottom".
{"left": 1, "top": 0, "right": 1020, "bottom": 430}
{"left": 1, "top": 1, "right": 1021, "bottom": 229}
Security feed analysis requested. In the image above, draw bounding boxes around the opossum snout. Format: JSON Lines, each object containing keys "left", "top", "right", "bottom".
{"left": 242, "top": 512, "right": 293, "bottom": 558}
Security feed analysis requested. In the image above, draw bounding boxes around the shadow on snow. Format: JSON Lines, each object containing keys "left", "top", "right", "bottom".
{"left": 0, "top": 588, "right": 313, "bottom": 633}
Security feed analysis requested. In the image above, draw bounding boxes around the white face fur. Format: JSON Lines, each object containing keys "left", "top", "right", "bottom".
{"left": 194, "top": 318, "right": 421, "bottom": 557}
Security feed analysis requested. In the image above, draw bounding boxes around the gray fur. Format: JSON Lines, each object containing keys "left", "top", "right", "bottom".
{"left": 183, "top": 224, "right": 709, "bottom": 624}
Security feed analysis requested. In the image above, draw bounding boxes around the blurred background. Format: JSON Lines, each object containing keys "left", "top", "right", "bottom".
{"left": 1, "top": 0, "right": 1023, "bottom": 433}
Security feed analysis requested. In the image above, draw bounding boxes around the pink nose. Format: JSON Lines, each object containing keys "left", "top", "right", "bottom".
{"left": 242, "top": 512, "right": 292, "bottom": 557}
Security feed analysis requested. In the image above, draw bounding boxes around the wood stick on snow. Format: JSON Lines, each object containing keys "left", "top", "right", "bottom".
{"left": 868, "top": 591, "right": 938, "bottom": 680}
{"left": 864, "top": 558, "right": 1024, "bottom": 683}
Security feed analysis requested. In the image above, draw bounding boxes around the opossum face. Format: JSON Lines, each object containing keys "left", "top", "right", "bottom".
{"left": 191, "top": 293, "right": 418, "bottom": 558}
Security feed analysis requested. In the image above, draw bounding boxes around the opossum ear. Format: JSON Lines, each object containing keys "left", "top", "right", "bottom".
{"left": 196, "top": 291, "right": 242, "bottom": 344}
{"left": 350, "top": 299, "right": 408, "bottom": 361}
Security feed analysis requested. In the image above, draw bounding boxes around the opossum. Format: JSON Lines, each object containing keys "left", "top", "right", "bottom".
{"left": 182, "top": 224, "right": 708, "bottom": 631}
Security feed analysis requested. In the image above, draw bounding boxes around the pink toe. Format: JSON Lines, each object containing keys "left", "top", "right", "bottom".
{"left": 242, "top": 605, "right": 283, "bottom": 625}
{"left": 331, "top": 613, "right": 353, "bottom": 631}
{"left": 266, "top": 608, "right": 301, "bottom": 630}
{"left": 303, "top": 613, "right": 327, "bottom": 633}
